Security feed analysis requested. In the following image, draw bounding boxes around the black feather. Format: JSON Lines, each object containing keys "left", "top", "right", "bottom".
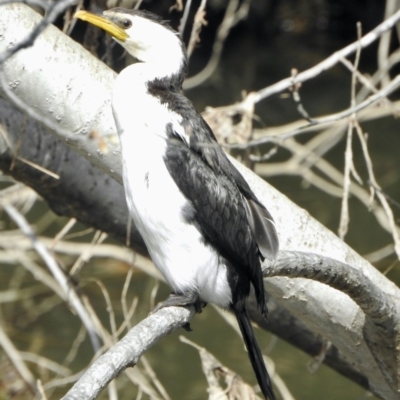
{"left": 245, "top": 198, "right": 279, "bottom": 261}
{"left": 152, "top": 82, "right": 279, "bottom": 303}
{"left": 234, "top": 301, "right": 277, "bottom": 400}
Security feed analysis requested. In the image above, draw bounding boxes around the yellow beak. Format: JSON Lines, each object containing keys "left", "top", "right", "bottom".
{"left": 74, "top": 10, "right": 129, "bottom": 42}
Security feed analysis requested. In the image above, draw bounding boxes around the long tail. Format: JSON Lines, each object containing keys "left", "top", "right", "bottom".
{"left": 234, "top": 303, "right": 276, "bottom": 400}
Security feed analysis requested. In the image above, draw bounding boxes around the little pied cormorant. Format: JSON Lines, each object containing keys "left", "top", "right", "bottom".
{"left": 75, "top": 8, "right": 279, "bottom": 400}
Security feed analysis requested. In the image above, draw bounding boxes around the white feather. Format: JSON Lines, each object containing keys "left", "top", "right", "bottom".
{"left": 113, "top": 61, "right": 232, "bottom": 308}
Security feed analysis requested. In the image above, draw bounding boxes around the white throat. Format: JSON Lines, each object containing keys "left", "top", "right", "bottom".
{"left": 113, "top": 13, "right": 186, "bottom": 81}
{"left": 112, "top": 23, "right": 186, "bottom": 139}
{"left": 111, "top": 54, "right": 185, "bottom": 142}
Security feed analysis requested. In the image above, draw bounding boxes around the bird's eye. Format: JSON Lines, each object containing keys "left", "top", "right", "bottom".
{"left": 121, "top": 19, "right": 132, "bottom": 29}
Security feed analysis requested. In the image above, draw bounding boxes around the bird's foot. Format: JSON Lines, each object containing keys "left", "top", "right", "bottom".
{"left": 152, "top": 292, "right": 204, "bottom": 313}
{"left": 151, "top": 292, "right": 206, "bottom": 331}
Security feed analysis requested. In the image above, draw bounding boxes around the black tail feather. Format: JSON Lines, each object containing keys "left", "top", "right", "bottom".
{"left": 234, "top": 303, "right": 276, "bottom": 400}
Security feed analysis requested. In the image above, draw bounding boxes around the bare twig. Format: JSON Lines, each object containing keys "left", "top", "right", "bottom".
{"left": 134, "top": 0, "right": 144, "bottom": 10}
{"left": 61, "top": 306, "right": 194, "bottom": 400}
{"left": 186, "top": 0, "right": 208, "bottom": 57}
{"left": 255, "top": 134, "right": 400, "bottom": 242}
{"left": 339, "top": 57, "right": 399, "bottom": 115}
{"left": 4, "top": 204, "right": 101, "bottom": 351}
{"left": 149, "top": 281, "right": 160, "bottom": 311}
{"left": 140, "top": 356, "right": 170, "bottom": 400}
{"left": 289, "top": 68, "right": 315, "bottom": 123}
{"left": 338, "top": 123, "right": 353, "bottom": 240}
{"left": 118, "top": 295, "right": 138, "bottom": 336}
{"left": 0, "top": 323, "right": 36, "bottom": 394}
{"left": 19, "top": 353, "right": 71, "bottom": 376}
{"left": 69, "top": 230, "right": 107, "bottom": 276}
{"left": 0, "top": 122, "right": 60, "bottom": 179}
{"left": 10, "top": 251, "right": 64, "bottom": 298}
{"left": 50, "top": 218, "right": 77, "bottom": 249}
{"left": 377, "top": 0, "right": 399, "bottom": 88}
{"left": 170, "top": 0, "right": 183, "bottom": 12}
{"left": 0, "top": 182, "right": 37, "bottom": 208}
{"left": 179, "top": 0, "right": 193, "bottom": 37}
{"left": 308, "top": 341, "right": 332, "bottom": 374}
{"left": 364, "top": 243, "right": 395, "bottom": 263}
{"left": 338, "top": 22, "right": 363, "bottom": 240}
{"left": 64, "top": 325, "right": 87, "bottom": 368}
{"left": 250, "top": 96, "right": 400, "bottom": 149}
{"left": 120, "top": 267, "right": 135, "bottom": 332}
{"left": 183, "top": 0, "right": 250, "bottom": 89}
{"left": 253, "top": 9, "right": 400, "bottom": 103}
{"left": 92, "top": 279, "right": 118, "bottom": 341}
{"left": 0, "top": 232, "right": 160, "bottom": 280}
{"left": 233, "top": 74, "right": 400, "bottom": 149}
{"left": 354, "top": 122, "right": 400, "bottom": 259}
{"left": 37, "top": 379, "right": 48, "bottom": 400}
{"left": 43, "top": 370, "right": 88, "bottom": 391}
{"left": 180, "top": 336, "right": 266, "bottom": 400}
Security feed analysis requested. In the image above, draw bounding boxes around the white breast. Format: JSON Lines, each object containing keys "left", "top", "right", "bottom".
{"left": 113, "top": 65, "right": 232, "bottom": 308}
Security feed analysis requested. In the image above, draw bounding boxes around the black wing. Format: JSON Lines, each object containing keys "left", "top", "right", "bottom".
{"left": 187, "top": 118, "right": 279, "bottom": 261}
{"left": 162, "top": 93, "right": 278, "bottom": 311}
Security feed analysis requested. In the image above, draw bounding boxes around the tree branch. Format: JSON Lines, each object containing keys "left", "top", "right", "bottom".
{"left": 0, "top": 0, "right": 78, "bottom": 64}
{"left": 263, "top": 251, "right": 397, "bottom": 330}
{"left": 61, "top": 306, "right": 194, "bottom": 400}
{"left": 0, "top": 98, "right": 146, "bottom": 254}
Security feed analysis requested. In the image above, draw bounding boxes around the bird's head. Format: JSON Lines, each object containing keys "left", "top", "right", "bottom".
{"left": 75, "top": 8, "right": 187, "bottom": 76}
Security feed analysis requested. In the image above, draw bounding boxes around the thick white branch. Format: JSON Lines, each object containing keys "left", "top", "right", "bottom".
{"left": 0, "top": 2, "right": 121, "bottom": 181}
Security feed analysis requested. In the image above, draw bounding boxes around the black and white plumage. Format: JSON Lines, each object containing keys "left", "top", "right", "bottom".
{"left": 75, "top": 8, "right": 279, "bottom": 400}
